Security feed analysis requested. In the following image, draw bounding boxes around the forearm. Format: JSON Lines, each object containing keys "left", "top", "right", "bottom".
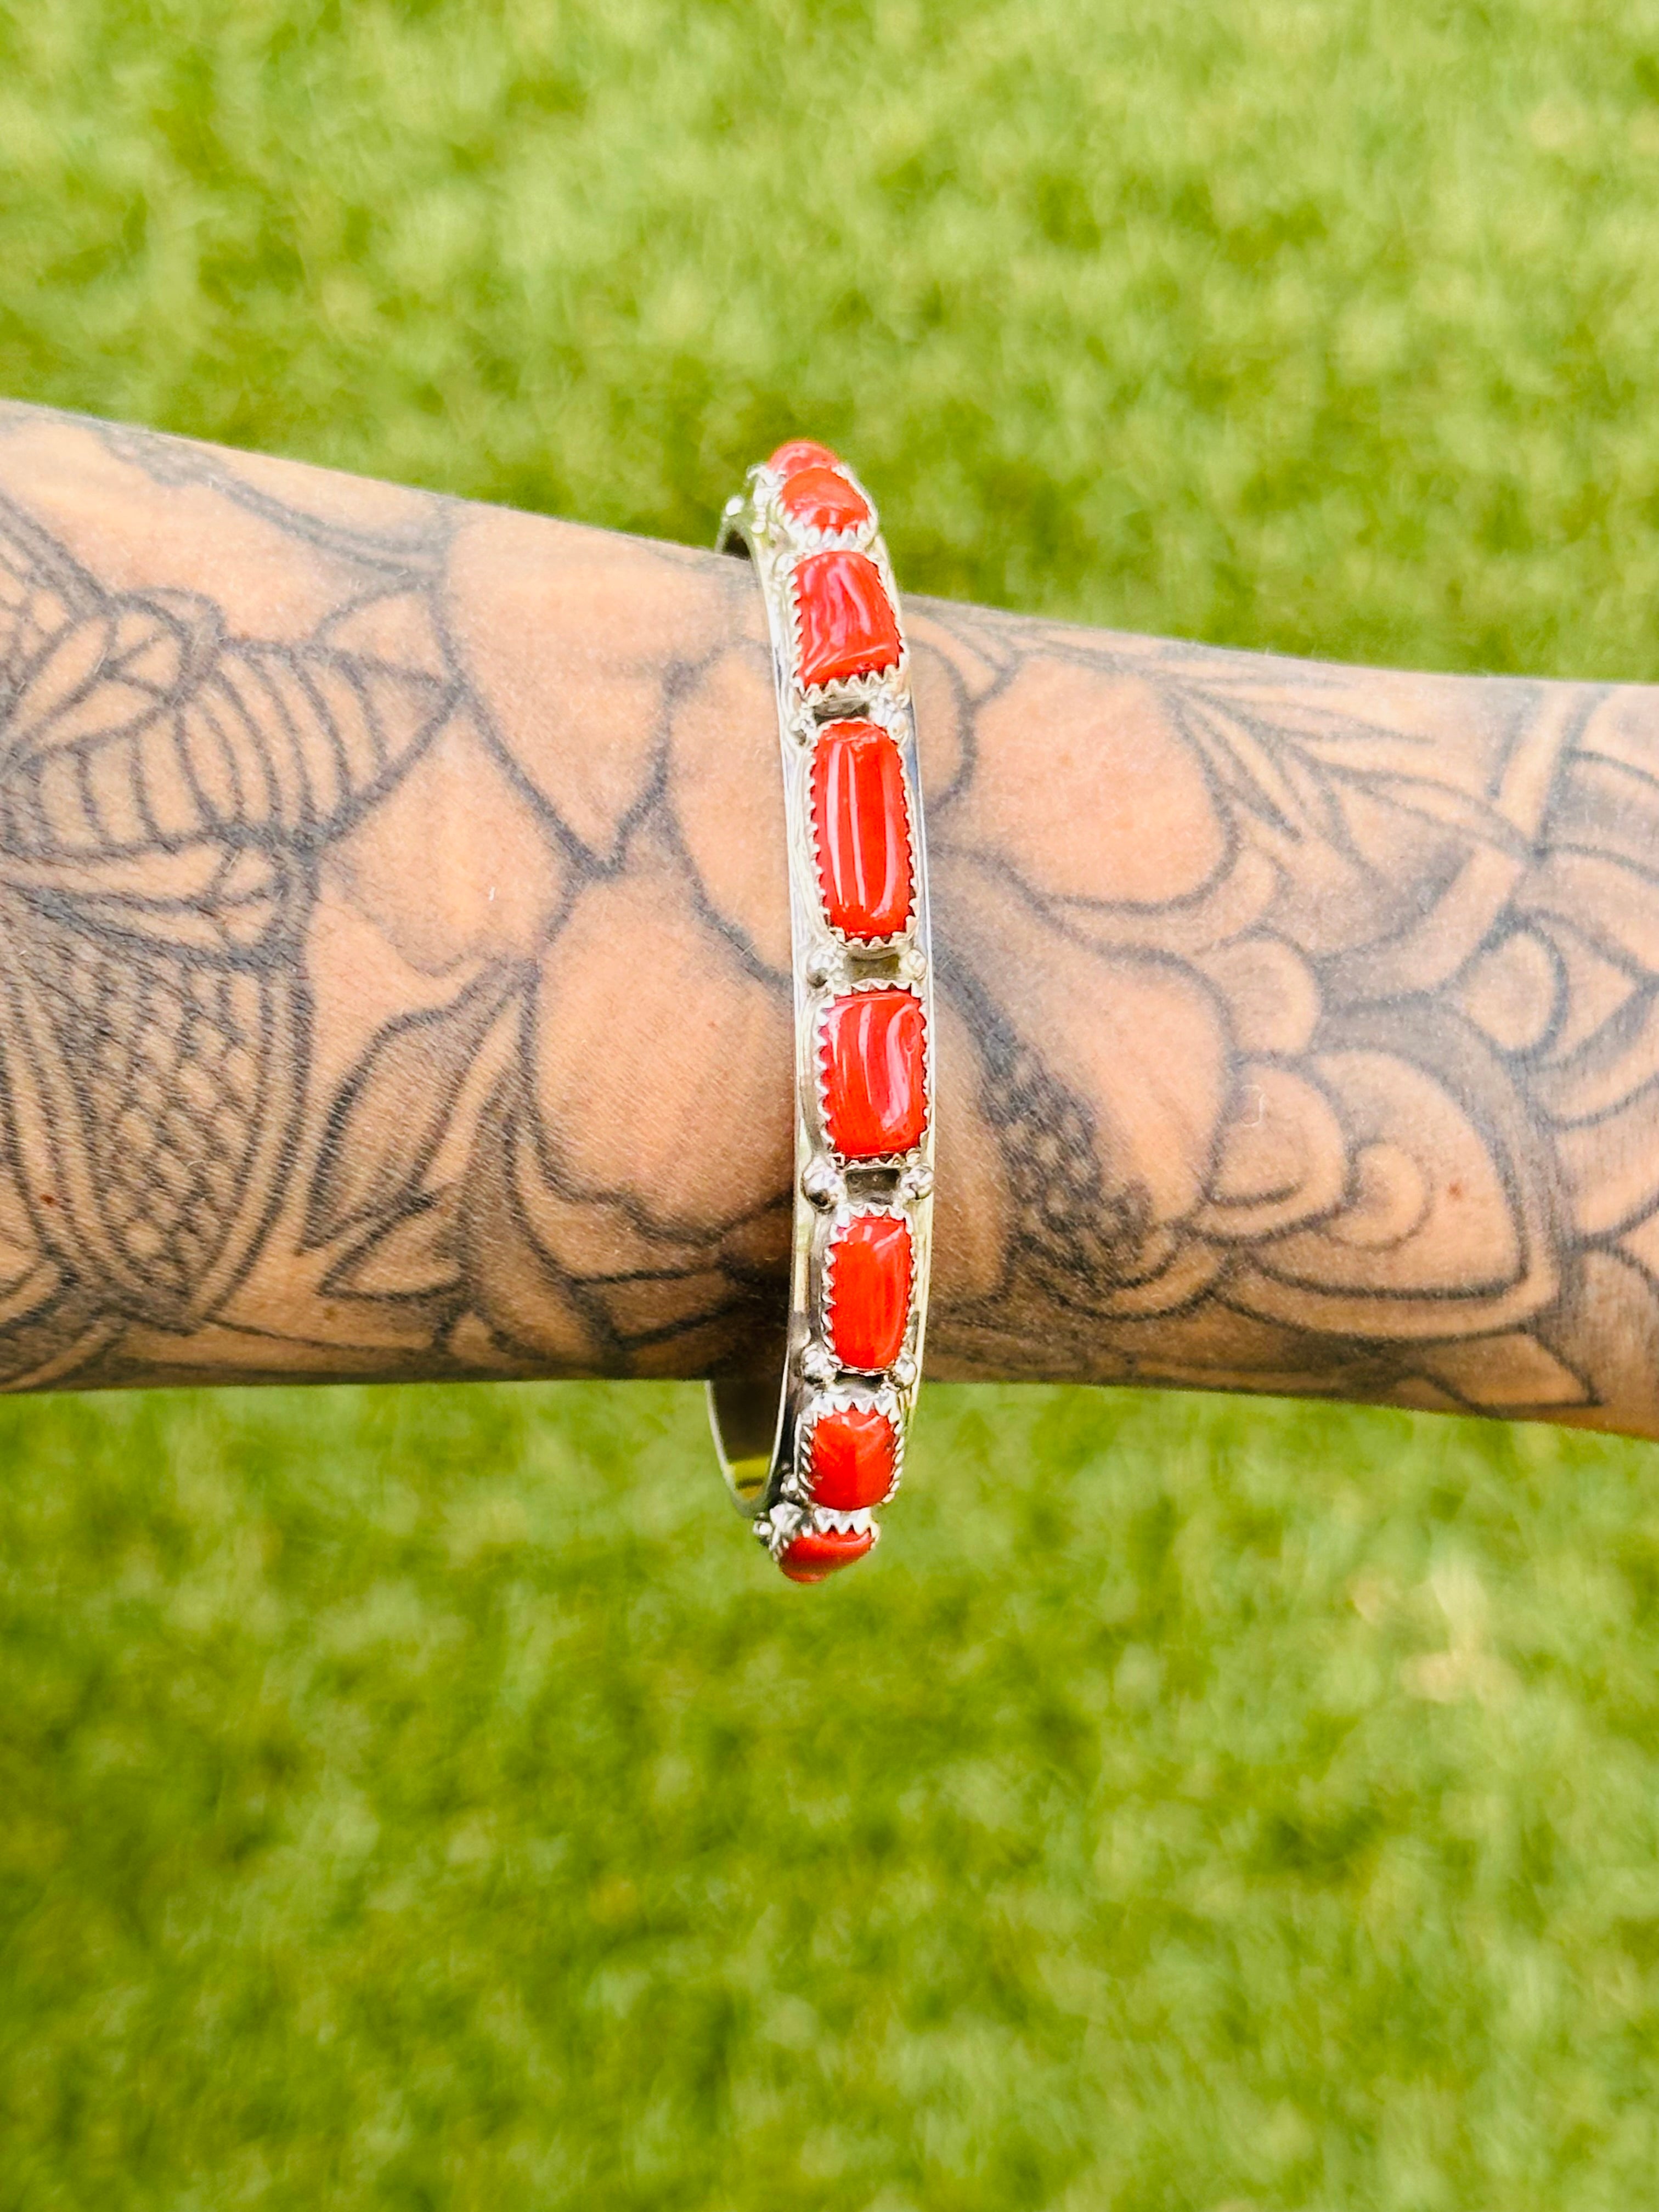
{"left": 1, "top": 400, "right": 1655, "bottom": 1437}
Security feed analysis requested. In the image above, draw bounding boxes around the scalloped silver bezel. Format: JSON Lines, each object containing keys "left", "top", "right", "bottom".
{"left": 821, "top": 1201, "right": 915, "bottom": 1378}
{"left": 788, "top": 1381, "right": 906, "bottom": 1511}
{"left": 803, "top": 712, "right": 917, "bottom": 954}
{"left": 754, "top": 1500, "right": 884, "bottom": 1564}
{"left": 784, "top": 544, "right": 909, "bottom": 714}
{"left": 813, "top": 974, "right": 931, "bottom": 1173}
{"left": 758, "top": 458, "right": 881, "bottom": 555}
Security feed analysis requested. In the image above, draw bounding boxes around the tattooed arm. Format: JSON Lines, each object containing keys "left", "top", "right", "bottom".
{"left": 0, "top": 399, "right": 1654, "bottom": 1435}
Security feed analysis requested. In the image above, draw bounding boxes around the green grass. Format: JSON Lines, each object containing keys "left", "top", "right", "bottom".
{"left": 4, "top": 1, "right": 1659, "bottom": 2203}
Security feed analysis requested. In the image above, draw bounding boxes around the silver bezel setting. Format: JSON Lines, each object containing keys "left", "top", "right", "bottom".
{"left": 821, "top": 1202, "right": 915, "bottom": 1378}
{"left": 784, "top": 540, "right": 909, "bottom": 715}
{"left": 802, "top": 708, "right": 917, "bottom": 954}
{"left": 761, "top": 459, "right": 880, "bottom": 555}
{"left": 706, "top": 452, "right": 936, "bottom": 1571}
{"left": 812, "top": 973, "right": 932, "bottom": 1172}
{"left": 789, "top": 1381, "right": 906, "bottom": 1511}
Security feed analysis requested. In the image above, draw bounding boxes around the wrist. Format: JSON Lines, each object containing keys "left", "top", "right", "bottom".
{"left": 393, "top": 505, "right": 796, "bottom": 1378}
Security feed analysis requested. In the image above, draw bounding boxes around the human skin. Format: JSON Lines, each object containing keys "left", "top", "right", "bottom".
{"left": 0, "top": 398, "right": 1656, "bottom": 1436}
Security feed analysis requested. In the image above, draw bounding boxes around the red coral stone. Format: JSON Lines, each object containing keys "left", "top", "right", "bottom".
{"left": 779, "top": 465, "right": 872, "bottom": 536}
{"left": 820, "top": 987, "right": 927, "bottom": 1159}
{"left": 808, "top": 1403, "right": 899, "bottom": 1509}
{"left": 793, "top": 551, "right": 901, "bottom": 690}
{"left": 769, "top": 438, "right": 842, "bottom": 478}
{"left": 777, "top": 1523, "right": 877, "bottom": 1583}
{"left": 827, "top": 1213, "right": 913, "bottom": 1372}
{"left": 810, "top": 720, "right": 913, "bottom": 943}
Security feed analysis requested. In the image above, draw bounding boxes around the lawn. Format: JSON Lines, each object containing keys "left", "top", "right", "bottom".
{"left": 3, "top": 2, "right": 1659, "bottom": 2204}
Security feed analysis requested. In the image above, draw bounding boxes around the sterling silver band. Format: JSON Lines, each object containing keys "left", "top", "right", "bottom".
{"left": 706, "top": 444, "right": 934, "bottom": 1583}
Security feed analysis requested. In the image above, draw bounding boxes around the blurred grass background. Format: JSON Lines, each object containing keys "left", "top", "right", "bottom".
{"left": 4, "top": 0, "right": 1659, "bottom": 2204}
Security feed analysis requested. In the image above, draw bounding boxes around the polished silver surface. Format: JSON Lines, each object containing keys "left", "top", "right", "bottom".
{"left": 706, "top": 455, "right": 935, "bottom": 1567}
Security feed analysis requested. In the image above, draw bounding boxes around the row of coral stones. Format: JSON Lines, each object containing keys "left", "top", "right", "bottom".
{"left": 766, "top": 440, "right": 928, "bottom": 1584}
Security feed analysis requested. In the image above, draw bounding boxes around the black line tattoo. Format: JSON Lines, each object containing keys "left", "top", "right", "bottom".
{"left": 913, "top": 597, "right": 1659, "bottom": 1427}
